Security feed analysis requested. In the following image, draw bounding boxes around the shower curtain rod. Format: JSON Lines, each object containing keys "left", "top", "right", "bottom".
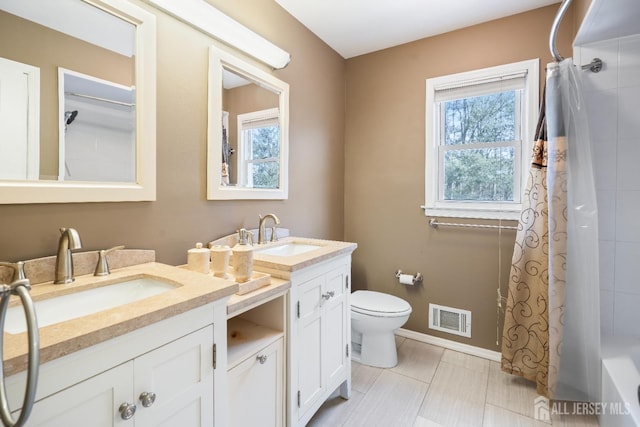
{"left": 549, "top": 0, "right": 572, "bottom": 62}
{"left": 549, "top": 0, "right": 604, "bottom": 71}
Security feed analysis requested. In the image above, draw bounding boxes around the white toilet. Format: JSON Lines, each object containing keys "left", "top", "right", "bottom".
{"left": 351, "top": 290, "right": 412, "bottom": 368}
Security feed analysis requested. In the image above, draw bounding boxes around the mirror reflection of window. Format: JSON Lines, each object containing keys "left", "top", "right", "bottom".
{"left": 221, "top": 67, "right": 280, "bottom": 188}
{"left": 237, "top": 108, "right": 280, "bottom": 188}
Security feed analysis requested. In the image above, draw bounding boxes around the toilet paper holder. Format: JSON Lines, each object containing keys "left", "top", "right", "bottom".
{"left": 395, "top": 270, "right": 423, "bottom": 285}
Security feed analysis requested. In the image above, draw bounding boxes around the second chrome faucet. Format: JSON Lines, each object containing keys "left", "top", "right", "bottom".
{"left": 257, "top": 214, "right": 280, "bottom": 244}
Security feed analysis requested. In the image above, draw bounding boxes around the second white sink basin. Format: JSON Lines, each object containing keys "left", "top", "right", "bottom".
{"left": 5, "top": 277, "right": 177, "bottom": 334}
{"left": 257, "top": 243, "right": 322, "bottom": 257}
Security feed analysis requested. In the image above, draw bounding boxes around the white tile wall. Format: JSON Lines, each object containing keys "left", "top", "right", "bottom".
{"left": 578, "top": 34, "right": 640, "bottom": 339}
{"left": 600, "top": 290, "right": 614, "bottom": 336}
{"left": 598, "top": 240, "right": 615, "bottom": 291}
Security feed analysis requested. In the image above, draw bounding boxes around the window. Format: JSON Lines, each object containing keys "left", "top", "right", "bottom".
{"left": 424, "top": 59, "right": 539, "bottom": 219}
{"left": 237, "top": 108, "right": 280, "bottom": 188}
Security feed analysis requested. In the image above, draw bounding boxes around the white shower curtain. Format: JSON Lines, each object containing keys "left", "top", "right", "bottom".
{"left": 545, "top": 59, "right": 601, "bottom": 401}
{"left": 502, "top": 58, "right": 601, "bottom": 402}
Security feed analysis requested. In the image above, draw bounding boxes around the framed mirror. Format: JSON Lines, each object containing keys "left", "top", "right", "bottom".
{"left": 0, "top": 0, "right": 156, "bottom": 204}
{"left": 207, "top": 46, "right": 289, "bottom": 200}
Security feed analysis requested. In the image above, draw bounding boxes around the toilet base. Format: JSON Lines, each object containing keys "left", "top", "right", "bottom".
{"left": 356, "top": 330, "right": 398, "bottom": 368}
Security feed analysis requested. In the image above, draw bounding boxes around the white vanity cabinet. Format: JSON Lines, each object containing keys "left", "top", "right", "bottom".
{"left": 7, "top": 300, "right": 229, "bottom": 427}
{"left": 286, "top": 255, "right": 351, "bottom": 427}
{"left": 23, "top": 326, "right": 213, "bottom": 426}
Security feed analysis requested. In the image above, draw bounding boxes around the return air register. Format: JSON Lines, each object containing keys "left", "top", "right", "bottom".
{"left": 428, "top": 303, "right": 471, "bottom": 338}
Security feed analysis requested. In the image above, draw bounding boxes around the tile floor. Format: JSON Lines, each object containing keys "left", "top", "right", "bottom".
{"left": 307, "top": 337, "right": 600, "bottom": 427}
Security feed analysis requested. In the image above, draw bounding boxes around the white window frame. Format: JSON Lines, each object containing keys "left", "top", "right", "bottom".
{"left": 236, "top": 107, "right": 280, "bottom": 187}
{"left": 424, "top": 59, "right": 539, "bottom": 220}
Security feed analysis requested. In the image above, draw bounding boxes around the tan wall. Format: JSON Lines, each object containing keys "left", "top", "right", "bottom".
{"left": 344, "top": 5, "right": 575, "bottom": 351}
{"left": 0, "top": 0, "right": 346, "bottom": 265}
{"left": 0, "top": 10, "right": 133, "bottom": 177}
{"left": 1, "top": 0, "right": 581, "bottom": 352}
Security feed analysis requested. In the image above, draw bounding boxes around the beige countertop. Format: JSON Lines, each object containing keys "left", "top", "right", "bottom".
{"left": 3, "top": 262, "right": 238, "bottom": 376}
{"left": 3, "top": 237, "right": 355, "bottom": 376}
{"left": 252, "top": 237, "right": 357, "bottom": 273}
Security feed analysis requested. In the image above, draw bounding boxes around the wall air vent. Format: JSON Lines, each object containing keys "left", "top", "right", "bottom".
{"left": 428, "top": 303, "right": 471, "bottom": 338}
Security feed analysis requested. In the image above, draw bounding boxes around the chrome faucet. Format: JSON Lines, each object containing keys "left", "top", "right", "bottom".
{"left": 258, "top": 213, "right": 280, "bottom": 244}
{"left": 54, "top": 227, "right": 82, "bottom": 284}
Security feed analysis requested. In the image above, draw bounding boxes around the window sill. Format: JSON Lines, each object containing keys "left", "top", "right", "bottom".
{"left": 422, "top": 206, "right": 521, "bottom": 221}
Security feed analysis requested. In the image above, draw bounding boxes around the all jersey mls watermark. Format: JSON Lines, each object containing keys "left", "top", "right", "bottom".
{"left": 534, "top": 396, "right": 631, "bottom": 421}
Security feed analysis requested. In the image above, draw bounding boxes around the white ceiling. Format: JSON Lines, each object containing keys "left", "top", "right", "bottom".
{"left": 274, "top": 0, "right": 561, "bottom": 58}
{"left": 0, "top": 0, "right": 135, "bottom": 57}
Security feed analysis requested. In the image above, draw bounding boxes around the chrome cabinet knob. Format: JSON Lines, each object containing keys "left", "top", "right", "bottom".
{"left": 139, "top": 391, "right": 156, "bottom": 408}
{"left": 322, "top": 291, "right": 335, "bottom": 300}
{"left": 257, "top": 354, "right": 268, "bottom": 364}
{"left": 119, "top": 402, "right": 136, "bottom": 420}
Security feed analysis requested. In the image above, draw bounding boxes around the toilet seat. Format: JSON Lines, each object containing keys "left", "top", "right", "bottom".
{"left": 351, "top": 290, "right": 412, "bottom": 318}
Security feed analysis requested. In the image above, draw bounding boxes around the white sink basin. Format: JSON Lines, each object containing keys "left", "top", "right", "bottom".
{"left": 257, "top": 243, "right": 322, "bottom": 257}
{"left": 5, "top": 277, "right": 177, "bottom": 334}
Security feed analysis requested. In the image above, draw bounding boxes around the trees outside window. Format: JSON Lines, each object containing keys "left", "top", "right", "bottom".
{"left": 237, "top": 108, "right": 280, "bottom": 189}
{"left": 442, "top": 91, "right": 517, "bottom": 202}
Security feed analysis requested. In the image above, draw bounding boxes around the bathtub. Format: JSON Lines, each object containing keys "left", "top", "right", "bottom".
{"left": 601, "top": 337, "right": 640, "bottom": 426}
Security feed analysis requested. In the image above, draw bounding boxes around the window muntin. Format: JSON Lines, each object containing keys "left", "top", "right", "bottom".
{"left": 424, "top": 59, "right": 538, "bottom": 219}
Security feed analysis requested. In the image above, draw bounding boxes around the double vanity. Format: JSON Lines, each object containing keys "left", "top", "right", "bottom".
{"left": 2, "top": 236, "right": 356, "bottom": 426}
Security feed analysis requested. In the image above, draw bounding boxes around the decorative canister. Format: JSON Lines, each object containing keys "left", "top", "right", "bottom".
{"left": 187, "top": 242, "right": 210, "bottom": 274}
{"left": 210, "top": 245, "right": 231, "bottom": 278}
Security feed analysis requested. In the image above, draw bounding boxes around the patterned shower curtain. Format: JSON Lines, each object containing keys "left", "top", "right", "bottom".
{"left": 500, "top": 85, "right": 555, "bottom": 397}
{"left": 502, "top": 60, "right": 600, "bottom": 401}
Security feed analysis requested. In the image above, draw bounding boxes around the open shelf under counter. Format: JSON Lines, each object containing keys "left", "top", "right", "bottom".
{"left": 227, "top": 317, "right": 284, "bottom": 369}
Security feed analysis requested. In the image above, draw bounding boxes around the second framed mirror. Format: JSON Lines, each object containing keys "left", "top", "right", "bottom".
{"left": 207, "top": 46, "right": 289, "bottom": 200}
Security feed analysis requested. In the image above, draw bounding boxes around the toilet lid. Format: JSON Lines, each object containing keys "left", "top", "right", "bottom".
{"left": 351, "top": 290, "right": 412, "bottom": 315}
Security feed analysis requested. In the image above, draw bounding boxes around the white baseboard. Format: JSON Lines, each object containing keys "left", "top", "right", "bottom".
{"left": 395, "top": 328, "right": 501, "bottom": 362}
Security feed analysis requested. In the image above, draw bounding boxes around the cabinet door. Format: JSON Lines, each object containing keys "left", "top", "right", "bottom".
{"left": 228, "top": 337, "right": 283, "bottom": 427}
{"left": 22, "top": 362, "right": 133, "bottom": 427}
{"left": 323, "top": 266, "right": 348, "bottom": 388}
{"left": 133, "top": 325, "right": 214, "bottom": 427}
{"left": 296, "top": 276, "right": 324, "bottom": 417}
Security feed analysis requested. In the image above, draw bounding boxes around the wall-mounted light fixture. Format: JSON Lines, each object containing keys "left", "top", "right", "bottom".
{"left": 144, "top": 0, "right": 291, "bottom": 69}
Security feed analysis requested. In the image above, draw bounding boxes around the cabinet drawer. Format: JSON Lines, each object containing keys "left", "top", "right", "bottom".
{"left": 229, "top": 337, "right": 283, "bottom": 427}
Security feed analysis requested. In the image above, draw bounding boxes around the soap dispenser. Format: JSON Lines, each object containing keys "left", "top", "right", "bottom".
{"left": 232, "top": 228, "right": 254, "bottom": 283}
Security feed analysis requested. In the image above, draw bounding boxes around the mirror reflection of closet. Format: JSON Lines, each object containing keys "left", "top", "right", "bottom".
{"left": 208, "top": 46, "right": 289, "bottom": 200}
{"left": 59, "top": 68, "right": 136, "bottom": 182}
